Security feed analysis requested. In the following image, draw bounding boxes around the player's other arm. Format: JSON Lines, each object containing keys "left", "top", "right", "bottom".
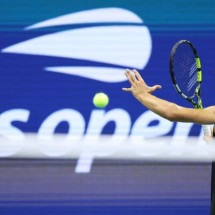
{"left": 122, "top": 69, "right": 215, "bottom": 124}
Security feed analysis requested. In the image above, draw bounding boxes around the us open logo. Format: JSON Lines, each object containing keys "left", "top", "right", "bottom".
{"left": 2, "top": 7, "right": 152, "bottom": 83}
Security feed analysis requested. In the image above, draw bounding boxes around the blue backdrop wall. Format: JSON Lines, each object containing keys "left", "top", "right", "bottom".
{"left": 0, "top": 0, "right": 214, "bottom": 215}
{"left": 0, "top": 0, "right": 215, "bottom": 138}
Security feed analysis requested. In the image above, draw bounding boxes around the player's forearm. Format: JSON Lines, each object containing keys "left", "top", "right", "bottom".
{"left": 135, "top": 93, "right": 215, "bottom": 124}
{"left": 135, "top": 92, "right": 179, "bottom": 121}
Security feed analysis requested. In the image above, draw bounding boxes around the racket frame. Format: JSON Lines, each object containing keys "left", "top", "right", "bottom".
{"left": 169, "top": 40, "right": 203, "bottom": 109}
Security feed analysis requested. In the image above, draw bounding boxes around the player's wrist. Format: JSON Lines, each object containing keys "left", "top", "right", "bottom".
{"left": 135, "top": 91, "right": 148, "bottom": 101}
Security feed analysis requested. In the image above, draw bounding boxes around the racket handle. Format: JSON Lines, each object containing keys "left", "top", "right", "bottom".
{"left": 202, "top": 125, "right": 211, "bottom": 136}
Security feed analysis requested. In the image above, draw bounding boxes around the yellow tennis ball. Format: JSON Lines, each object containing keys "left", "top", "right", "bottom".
{"left": 93, "top": 92, "right": 109, "bottom": 108}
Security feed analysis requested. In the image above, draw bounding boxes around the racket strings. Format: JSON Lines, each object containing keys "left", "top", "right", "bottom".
{"left": 173, "top": 43, "right": 198, "bottom": 98}
{"left": 188, "top": 71, "right": 197, "bottom": 91}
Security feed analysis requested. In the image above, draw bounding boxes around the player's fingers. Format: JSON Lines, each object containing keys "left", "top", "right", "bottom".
{"left": 133, "top": 69, "right": 143, "bottom": 81}
{"left": 149, "top": 85, "right": 162, "bottom": 93}
{"left": 133, "top": 69, "right": 147, "bottom": 86}
{"left": 153, "top": 85, "right": 162, "bottom": 90}
{"left": 122, "top": 87, "right": 132, "bottom": 92}
{"left": 125, "top": 71, "right": 134, "bottom": 85}
{"left": 126, "top": 69, "right": 136, "bottom": 83}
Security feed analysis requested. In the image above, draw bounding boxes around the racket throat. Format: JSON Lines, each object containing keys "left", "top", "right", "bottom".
{"left": 191, "top": 86, "right": 202, "bottom": 109}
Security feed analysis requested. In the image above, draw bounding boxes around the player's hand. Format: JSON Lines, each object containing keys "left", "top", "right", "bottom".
{"left": 122, "top": 69, "right": 162, "bottom": 98}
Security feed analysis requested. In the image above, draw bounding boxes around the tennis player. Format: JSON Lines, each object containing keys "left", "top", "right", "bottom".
{"left": 122, "top": 68, "right": 215, "bottom": 215}
{"left": 122, "top": 69, "right": 215, "bottom": 125}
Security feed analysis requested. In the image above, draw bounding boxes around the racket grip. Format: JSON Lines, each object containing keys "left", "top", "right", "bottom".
{"left": 202, "top": 125, "right": 211, "bottom": 136}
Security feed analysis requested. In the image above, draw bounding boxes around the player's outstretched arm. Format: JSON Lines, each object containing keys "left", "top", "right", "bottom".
{"left": 122, "top": 69, "right": 215, "bottom": 125}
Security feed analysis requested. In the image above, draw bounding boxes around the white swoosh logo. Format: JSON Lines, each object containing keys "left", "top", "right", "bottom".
{"left": 25, "top": 7, "right": 143, "bottom": 30}
{"left": 1, "top": 8, "right": 152, "bottom": 83}
{"left": 46, "top": 66, "right": 127, "bottom": 83}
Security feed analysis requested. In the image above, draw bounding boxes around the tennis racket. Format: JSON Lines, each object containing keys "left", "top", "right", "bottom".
{"left": 169, "top": 40, "right": 211, "bottom": 136}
